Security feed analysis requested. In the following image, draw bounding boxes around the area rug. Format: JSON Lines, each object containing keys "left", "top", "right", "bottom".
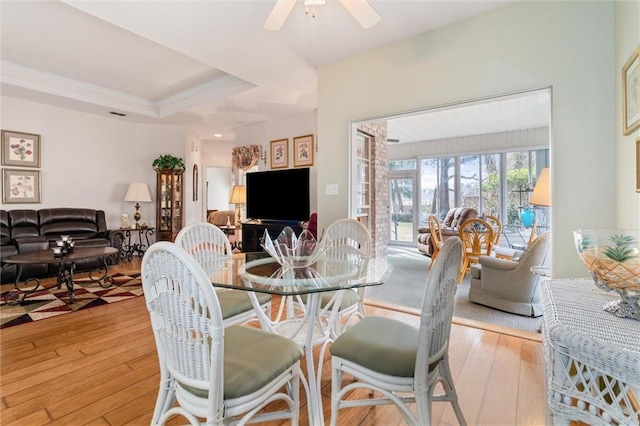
{"left": 0, "top": 273, "right": 142, "bottom": 329}
{"left": 365, "top": 246, "right": 543, "bottom": 334}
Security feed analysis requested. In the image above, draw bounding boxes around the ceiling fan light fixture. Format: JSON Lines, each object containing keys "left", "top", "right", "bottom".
{"left": 265, "top": 0, "right": 380, "bottom": 30}
{"left": 303, "top": 0, "right": 325, "bottom": 18}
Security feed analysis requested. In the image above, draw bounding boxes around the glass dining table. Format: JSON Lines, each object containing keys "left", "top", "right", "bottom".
{"left": 206, "top": 251, "right": 393, "bottom": 426}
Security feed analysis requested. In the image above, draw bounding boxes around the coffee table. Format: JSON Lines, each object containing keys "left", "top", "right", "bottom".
{"left": 3, "top": 246, "right": 120, "bottom": 305}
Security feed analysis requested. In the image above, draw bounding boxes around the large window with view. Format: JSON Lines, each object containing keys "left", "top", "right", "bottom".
{"left": 387, "top": 148, "right": 548, "bottom": 245}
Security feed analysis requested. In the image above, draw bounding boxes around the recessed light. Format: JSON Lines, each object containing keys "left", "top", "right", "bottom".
{"left": 109, "top": 111, "right": 126, "bottom": 117}
{"left": 214, "top": 133, "right": 222, "bottom": 138}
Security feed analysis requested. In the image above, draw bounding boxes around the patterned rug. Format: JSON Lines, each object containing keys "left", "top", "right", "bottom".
{"left": 0, "top": 273, "right": 142, "bottom": 329}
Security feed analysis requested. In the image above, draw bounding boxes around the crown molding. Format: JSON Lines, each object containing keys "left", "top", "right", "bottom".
{"left": 1, "top": 61, "right": 255, "bottom": 118}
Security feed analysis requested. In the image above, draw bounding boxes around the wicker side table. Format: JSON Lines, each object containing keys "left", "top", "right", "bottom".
{"left": 541, "top": 279, "right": 640, "bottom": 425}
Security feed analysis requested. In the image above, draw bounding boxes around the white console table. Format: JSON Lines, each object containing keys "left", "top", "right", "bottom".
{"left": 541, "top": 279, "right": 640, "bottom": 425}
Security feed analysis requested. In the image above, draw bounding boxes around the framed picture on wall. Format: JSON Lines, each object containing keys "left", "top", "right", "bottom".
{"left": 270, "top": 138, "right": 288, "bottom": 169}
{"left": 2, "top": 168, "right": 42, "bottom": 204}
{"left": 293, "top": 134, "right": 314, "bottom": 167}
{"left": 622, "top": 45, "right": 640, "bottom": 135}
{"left": 1, "top": 130, "right": 41, "bottom": 168}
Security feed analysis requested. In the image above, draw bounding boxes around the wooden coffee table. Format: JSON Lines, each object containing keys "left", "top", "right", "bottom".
{"left": 3, "top": 246, "right": 120, "bottom": 305}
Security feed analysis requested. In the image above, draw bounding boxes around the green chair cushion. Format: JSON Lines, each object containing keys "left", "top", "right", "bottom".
{"left": 217, "top": 291, "right": 271, "bottom": 320}
{"left": 300, "top": 289, "right": 359, "bottom": 310}
{"left": 181, "top": 326, "right": 303, "bottom": 400}
{"left": 330, "top": 316, "right": 418, "bottom": 377}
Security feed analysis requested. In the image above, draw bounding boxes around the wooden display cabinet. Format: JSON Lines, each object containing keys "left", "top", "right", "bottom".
{"left": 155, "top": 168, "right": 184, "bottom": 241}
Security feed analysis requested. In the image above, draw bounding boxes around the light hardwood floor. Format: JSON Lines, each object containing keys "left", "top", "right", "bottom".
{"left": 0, "top": 259, "right": 547, "bottom": 425}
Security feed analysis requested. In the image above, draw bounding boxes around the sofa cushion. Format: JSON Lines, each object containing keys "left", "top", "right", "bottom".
{"left": 9, "top": 210, "right": 40, "bottom": 239}
{"left": 443, "top": 207, "right": 477, "bottom": 229}
{"left": 0, "top": 210, "right": 10, "bottom": 245}
{"left": 39, "top": 208, "right": 99, "bottom": 240}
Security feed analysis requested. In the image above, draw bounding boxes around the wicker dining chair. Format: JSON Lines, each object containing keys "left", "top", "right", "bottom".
{"left": 141, "top": 242, "right": 303, "bottom": 425}
{"left": 458, "top": 218, "right": 494, "bottom": 283}
{"left": 484, "top": 215, "right": 502, "bottom": 247}
{"left": 175, "top": 222, "right": 271, "bottom": 326}
{"left": 320, "top": 218, "right": 372, "bottom": 335}
{"left": 428, "top": 214, "right": 444, "bottom": 270}
{"left": 295, "top": 218, "right": 372, "bottom": 337}
{"left": 329, "top": 237, "right": 466, "bottom": 426}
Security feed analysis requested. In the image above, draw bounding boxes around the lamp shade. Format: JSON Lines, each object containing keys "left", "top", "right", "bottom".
{"left": 124, "top": 182, "right": 152, "bottom": 203}
{"left": 529, "top": 168, "right": 550, "bottom": 207}
{"left": 229, "top": 185, "right": 246, "bottom": 204}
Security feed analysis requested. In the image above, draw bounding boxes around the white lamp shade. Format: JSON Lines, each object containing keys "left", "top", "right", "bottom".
{"left": 529, "top": 168, "right": 550, "bottom": 207}
{"left": 229, "top": 185, "right": 246, "bottom": 204}
{"left": 124, "top": 182, "right": 152, "bottom": 203}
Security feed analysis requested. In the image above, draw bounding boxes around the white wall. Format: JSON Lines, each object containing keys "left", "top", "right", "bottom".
{"left": 234, "top": 110, "right": 318, "bottom": 215}
{"left": 318, "top": 1, "right": 615, "bottom": 278}
{"left": 1, "top": 96, "right": 187, "bottom": 230}
{"left": 615, "top": 0, "right": 640, "bottom": 230}
{"left": 206, "top": 166, "right": 232, "bottom": 210}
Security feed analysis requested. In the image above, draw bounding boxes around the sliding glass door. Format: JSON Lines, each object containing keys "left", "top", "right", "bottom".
{"left": 389, "top": 175, "right": 415, "bottom": 244}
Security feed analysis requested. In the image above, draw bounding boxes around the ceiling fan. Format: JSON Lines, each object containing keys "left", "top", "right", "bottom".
{"left": 264, "top": 0, "right": 381, "bottom": 31}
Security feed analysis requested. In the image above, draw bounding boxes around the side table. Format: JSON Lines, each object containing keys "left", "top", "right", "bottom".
{"left": 541, "top": 279, "right": 640, "bottom": 425}
{"left": 120, "top": 227, "right": 155, "bottom": 261}
{"left": 219, "top": 225, "right": 242, "bottom": 251}
{"left": 530, "top": 265, "right": 551, "bottom": 277}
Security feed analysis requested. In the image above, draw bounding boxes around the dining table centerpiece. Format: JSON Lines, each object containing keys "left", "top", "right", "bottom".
{"left": 574, "top": 229, "right": 640, "bottom": 320}
{"left": 261, "top": 226, "right": 330, "bottom": 270}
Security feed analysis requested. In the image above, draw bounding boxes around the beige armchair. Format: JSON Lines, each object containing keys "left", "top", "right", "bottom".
{"left": 468, "top": 232, "right": 550, "bottom": 317}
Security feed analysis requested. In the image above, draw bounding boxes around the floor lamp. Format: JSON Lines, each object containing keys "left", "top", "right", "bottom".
{"left": 529, "top": 167, "right": 551, "bottom": 230}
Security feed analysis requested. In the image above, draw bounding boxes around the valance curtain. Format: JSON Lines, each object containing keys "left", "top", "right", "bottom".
{"left": 231, "top": 145, "right": 262, "bottom": 171}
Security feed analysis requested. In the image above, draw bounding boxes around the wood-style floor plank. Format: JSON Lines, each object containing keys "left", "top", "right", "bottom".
{"left": 0, "top": 259, "right": 547, "bottom": 425}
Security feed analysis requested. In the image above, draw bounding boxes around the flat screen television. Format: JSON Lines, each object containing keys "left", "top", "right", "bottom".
{"left": 246, "top": 168, "right": 310, "bottom": 222}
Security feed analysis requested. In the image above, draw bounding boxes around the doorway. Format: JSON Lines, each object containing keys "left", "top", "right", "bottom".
{"left": 349, "top": 87, "right": 552, "bottom": 251}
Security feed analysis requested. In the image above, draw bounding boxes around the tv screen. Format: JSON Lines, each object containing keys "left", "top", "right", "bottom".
{"left": 246, "top": 168, "right": 310, "bottom": 222}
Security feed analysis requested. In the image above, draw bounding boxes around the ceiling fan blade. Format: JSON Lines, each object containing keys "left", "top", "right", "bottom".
{"left": 264, "top": 0, "right": 297, "bottom": 31}
{"left": 339, "top": 0, "right": 381, "bottom": 29}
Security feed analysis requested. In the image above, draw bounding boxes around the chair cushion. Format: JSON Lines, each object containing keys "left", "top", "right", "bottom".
{"left": 181, "top": 326, "right": 303, "bottom": 400}
{"left": 217, "top": 290, "right": 271, "bottom": 320}
{"left": 300, "top": 289, "right": 360, "bottom": 310}
{"left": 330, "top": 316, "right": 418, "bottom": 377}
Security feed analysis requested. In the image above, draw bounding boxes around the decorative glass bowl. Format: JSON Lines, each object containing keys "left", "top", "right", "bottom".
{"left": 261, "top": 226, "right": 330, "bottom": 270}
{"left": 574, "top": 229, "right": 640, "bottom": 320}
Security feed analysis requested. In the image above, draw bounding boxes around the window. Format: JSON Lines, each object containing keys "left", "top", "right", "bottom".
{"left": 418, "top": 149, "right": 547, "bottom": 227}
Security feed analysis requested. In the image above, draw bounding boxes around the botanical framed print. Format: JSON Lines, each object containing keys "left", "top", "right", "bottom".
{"left": 2, "top": 168, "right": 42, "bottom": 204}
{"left": 270, "top": 138, "right": 288, "bottom": 169}
{"left": 636, "top": 138, "right": 640, "bottom": 192}
{"left": 1, "top": 130, "right": 41, "bottom": 168}
{"left": 293, "top": 134, "right": 314, "bottom": 167}
{"left": 622, "top": 45, "right": 640, "bottom": 135}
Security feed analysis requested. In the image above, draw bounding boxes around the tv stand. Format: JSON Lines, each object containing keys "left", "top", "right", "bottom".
{"left": 241, "top": 220, "right": 304, "bottom": 252}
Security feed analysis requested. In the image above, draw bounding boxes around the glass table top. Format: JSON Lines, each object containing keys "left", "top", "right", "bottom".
{"left": 206, "top": 252, "right": 393, "bottom": 296}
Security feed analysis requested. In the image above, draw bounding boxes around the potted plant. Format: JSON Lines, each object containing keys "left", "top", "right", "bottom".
{"left": 152, "top": 154, "right": 185, "bottom": 171}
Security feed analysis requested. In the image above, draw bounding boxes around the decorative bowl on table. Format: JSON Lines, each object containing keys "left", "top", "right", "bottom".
{"left": 261, "top": 226, "right": 330, "bottom": 270}
{"left": 573, "top": 229, "right": 640, "bottom": 320}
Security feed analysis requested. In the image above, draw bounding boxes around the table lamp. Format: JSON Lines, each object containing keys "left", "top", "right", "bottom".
{"left": 529, "top": 167, "right": 551, "bottom": 207}
{"left": 124, "top": 182, "right": 152, "bottom": 228}
{"left": 229, "top": 185, "right": 246, "bottom": 227}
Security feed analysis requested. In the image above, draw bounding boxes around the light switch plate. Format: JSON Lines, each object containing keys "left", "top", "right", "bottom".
{"left": 325, "top": 184, "right": 339, "bottom": 195}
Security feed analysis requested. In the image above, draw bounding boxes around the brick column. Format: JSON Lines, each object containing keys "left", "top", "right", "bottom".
{"left": 357, "top": 123, "right": 388, "bottom": 259}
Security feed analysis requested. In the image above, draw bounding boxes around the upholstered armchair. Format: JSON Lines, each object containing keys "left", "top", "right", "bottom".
{"left": 468, "top": 232, "right": 550, "bottom": 317}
